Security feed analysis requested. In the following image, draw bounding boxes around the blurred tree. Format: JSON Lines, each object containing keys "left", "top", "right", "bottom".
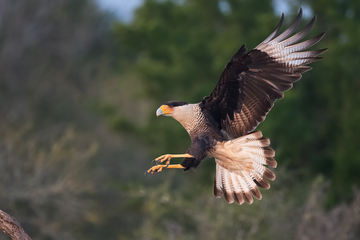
{"left": 303, "top": 0, "right": 360, "bottom": 206}
{"left": 113, "top": 0, "right": 360, "bottom": 207}
{"left": 0, "top": 125, "right": 98, "bottom": 239}
{"left": 0, "top": 0, "right": 119, "bottom": 239}
{"left": 261, "top": 0, "right": 360, "bottom": 205}
{"left": 0, "top": 0, "right": 110, "bottom": 127}
{"left": 0, "top": 0, "right": 359, "bottom": 239}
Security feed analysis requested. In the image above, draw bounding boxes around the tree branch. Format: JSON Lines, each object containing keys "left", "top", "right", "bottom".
{"left": 0, "top": 210, "right": 31, "bottom": 240}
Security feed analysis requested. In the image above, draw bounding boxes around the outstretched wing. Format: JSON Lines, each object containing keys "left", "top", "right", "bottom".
{"left": 200, "top": 9, "right": 326, "bottom": 138}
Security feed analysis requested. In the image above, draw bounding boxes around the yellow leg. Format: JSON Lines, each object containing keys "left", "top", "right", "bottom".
{"left": 145, "top": 164, "right": 185, "bottom": 175}
{"left": 153, "top": 153, "right": 193, "bottom": 165}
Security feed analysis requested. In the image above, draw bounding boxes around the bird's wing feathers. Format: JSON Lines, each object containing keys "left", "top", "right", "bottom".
{"left": 200, "top": 9, "right": 326, "bottom": 138}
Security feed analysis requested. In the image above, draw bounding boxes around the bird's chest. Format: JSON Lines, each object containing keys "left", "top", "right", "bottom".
{"left": 172, "top": 104, "right": 223, "bottom": 141}
{"left": 187, "top": 120, "right": 210, "bottom": 139}
{"left": 174, "top": 107, "right": 208, "bottom": 136}
{"left": 186, "top": 117, "right": 220, "bottom": 142}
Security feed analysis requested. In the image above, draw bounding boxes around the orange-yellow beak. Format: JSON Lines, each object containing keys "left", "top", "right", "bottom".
{"left": 156, "top": 105, "right": 173, "bottom": 116}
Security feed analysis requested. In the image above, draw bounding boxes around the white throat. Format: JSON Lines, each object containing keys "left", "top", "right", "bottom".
{"left": 171, "top": 103, "right": 202, "bottom": 133}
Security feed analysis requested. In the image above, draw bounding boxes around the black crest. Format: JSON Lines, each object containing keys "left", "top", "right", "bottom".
{"left": 164, "top": 100, "right": 188, "bottom": 107}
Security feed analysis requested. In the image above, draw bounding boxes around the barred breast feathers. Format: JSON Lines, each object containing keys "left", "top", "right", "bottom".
{"left": 171, "top": 103, "right": 211, "bottom": 138}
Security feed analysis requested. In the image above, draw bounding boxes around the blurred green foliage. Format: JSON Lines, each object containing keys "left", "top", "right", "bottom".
{"left": 114, "top": 0, "right": 360, "bottom": 207}
{"left": 0, "top": 0, "right": 360, "bottom": 239}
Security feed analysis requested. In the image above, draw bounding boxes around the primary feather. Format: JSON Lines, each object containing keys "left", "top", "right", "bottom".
{"left": 200, "top": 8, "right": 326, "bottom": 138}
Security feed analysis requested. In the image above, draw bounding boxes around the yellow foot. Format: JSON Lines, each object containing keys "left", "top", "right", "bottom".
{"left": 145, "top": 165, "right": 168, "bottom": 175}
{"left": 152, "top": 153, "right": 193, "bottom": 165}
{"left": 153, "top": 154, "right": 172, "bottom": 165}
{"left": 145, "top": 164, "right": 185, "bottom": 175}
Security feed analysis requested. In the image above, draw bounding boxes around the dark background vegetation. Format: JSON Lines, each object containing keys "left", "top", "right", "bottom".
{"left": 0, "top": 0, "right": 359, "bottom": 239}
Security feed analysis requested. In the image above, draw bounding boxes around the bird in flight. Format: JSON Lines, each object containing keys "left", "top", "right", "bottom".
{"left": 145, "top": 9, "right": 326, "bottom": 205}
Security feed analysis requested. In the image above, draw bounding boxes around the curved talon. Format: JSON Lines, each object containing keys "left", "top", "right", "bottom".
{"left": 145, "top": 164, "right": 185, "bottom": 175}
{"left": 154, "top": 154, "right": 172, "bottom": 165}
{"left": 147, "top": 154, "right": 191, "bottom": 175}
{"left": 145, "top": 165, "right": 165, "bottom": 175}
{"left": 144, "top": 169, "right": 150, "bottom": 176}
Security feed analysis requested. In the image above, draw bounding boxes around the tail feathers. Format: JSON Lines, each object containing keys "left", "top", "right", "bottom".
{"left": 213, "top": 131, "right": 277, "bottom": 205}
{"left": 250, "top": 170, "right": 271, "bottom": 189}
{"left": 215, "top": 164, "right": 262, "bottom": 204}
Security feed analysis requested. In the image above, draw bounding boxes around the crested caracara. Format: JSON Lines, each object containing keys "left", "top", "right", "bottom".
{"left": 146, "top": 9, "right": 326, "bottom": 205}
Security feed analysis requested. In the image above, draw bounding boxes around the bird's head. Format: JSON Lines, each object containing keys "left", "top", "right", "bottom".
{"left": 156, "top": 101, "right": 188, "bottom": 117}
